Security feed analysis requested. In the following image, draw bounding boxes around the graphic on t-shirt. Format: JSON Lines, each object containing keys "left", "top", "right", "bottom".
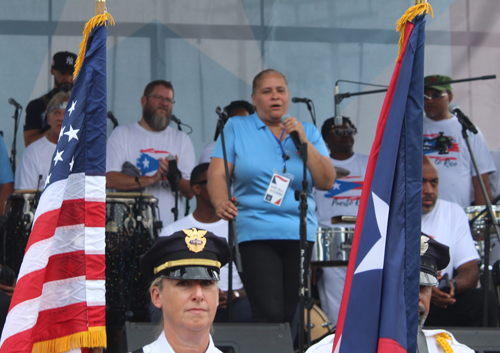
{"left": 136, "top": 148, "right": 171, "bottom": 175}
{"left": 324, "top": 178, "right": 363, "bottom": 200}
{"left": 423, "top": 133, "right": 459, "bottom": 167}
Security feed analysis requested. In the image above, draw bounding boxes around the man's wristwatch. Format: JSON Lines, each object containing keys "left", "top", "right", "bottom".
{"left": 233, "top": 290, "right": 240, "bottom": 299}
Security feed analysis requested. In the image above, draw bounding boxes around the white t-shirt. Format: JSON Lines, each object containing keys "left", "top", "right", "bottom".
{"left": 423, "top": 116, "right": 495, "bottom": 207}
{"left": 313, "top": 152, "right": 369, "bottom": 228}
{"left": 15, "top": 136, "right": 56, "bottom": 190}
{"left": 489, "top": 147, "right": 500, "bottom": 199}
{"left": 106, "top": 123, "right": 196, "bottom": 227}
{"left": 161, "top": 213, "right": 243, "bottom": 292}
{"left": 421, "top": 199, "right": 480, "bottom": 278}
{"left": 142, "top": 331, "right": 221, "bottom": 353}
{"left": 305, "top": 330, "right": 474, "bottom": 353}
{"left": 199, "top": 141, "right": 216, "bottom": 164}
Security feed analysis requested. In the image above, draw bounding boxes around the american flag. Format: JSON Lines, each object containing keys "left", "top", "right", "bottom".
{"left": 0, "top": 18, "right": 109, "bottom": 353}
{"left": 333, "top": 6, "right": 428, "bottom": 353}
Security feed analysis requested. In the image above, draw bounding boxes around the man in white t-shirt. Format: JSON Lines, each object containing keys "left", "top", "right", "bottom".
{"left": 106, "top": 80, "right": 195, "bottom": 227}
{"left": 421, "top": 156, "right": 498, "bottom": 327}
{"left": 313, "top": 117, "right": 369, "bottom": 326}
{"left": 423, "top": 75, "right": 495, "bottom": 207}
{"left": 160, "top": 163, "right": 251, "bottom": 323}
{"left": 16, "top": 91, "right": 70, "bottom": 190}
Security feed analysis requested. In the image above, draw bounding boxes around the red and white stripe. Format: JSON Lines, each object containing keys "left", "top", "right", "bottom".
{"left": 0, "top": 173, "right": 106, "bottom": 353}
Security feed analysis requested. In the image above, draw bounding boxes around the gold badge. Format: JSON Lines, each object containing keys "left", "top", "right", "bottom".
{"left": 420, "top": 235, "right": 429, "bottom": 256}
{"left": 183, "top": 228, "right": 208, "bottom": 253}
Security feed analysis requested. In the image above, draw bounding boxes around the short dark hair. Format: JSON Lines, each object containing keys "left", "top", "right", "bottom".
{"left": 252, "top": 69, "right": 288, "bottom": 95}
{"left": 224, "top": 100, "right": 255, "bottom": 116}
{"left": 190, "top": 163, "right": 210, "bottom": 186}
{"left": 321, "top": 117, "right": 358, "bottom": 139}
{"left": 143, "top": 80, "right": 174, "bottom": 97}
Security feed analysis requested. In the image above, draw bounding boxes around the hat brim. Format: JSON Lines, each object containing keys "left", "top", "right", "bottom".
{"left": 159, "top": 266, "right": 220, "bottom": 281}
{"left": 420, "top": 271, "right": 438, "bottom": 286}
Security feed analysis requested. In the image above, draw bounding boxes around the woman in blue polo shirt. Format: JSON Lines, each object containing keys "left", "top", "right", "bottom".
{"left": 208, "top": 69, "right": 335, "bottom": 323}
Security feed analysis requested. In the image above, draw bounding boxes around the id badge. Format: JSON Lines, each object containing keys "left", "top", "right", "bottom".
{"left": 264, "top": 171, "right": 293, "bottom": 206}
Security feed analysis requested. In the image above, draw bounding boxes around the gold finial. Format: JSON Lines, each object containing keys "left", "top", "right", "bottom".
{"left": 96, "top": 0, "right": 106, "bottom": 15}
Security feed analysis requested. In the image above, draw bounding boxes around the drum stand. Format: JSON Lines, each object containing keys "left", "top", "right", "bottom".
{"left": 215, "top": 107, "right": 243, "bottom": 323}
{"left": 459, "top": 118, "right": 500, "bottom": 327}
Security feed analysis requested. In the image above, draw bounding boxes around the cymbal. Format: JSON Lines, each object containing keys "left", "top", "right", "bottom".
{"left": 335, "top": 166, "right": 350, "bottom": 178}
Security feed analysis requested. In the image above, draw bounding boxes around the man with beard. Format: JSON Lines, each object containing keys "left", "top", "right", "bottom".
{"left": 306, "top": 235, "right": 475, "bottom": 353}
{"left": 106, "top": 80, "right": 195, "bottom": 226}
{"left": 421, "top": 155, "right": 498, "bottom": 327}
{"left": 24, "top": 51, "right": 77, "bottom": 146}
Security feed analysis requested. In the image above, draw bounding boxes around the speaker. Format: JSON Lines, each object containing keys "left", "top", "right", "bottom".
{"left": 122, "top": 322, "right": 294, "bottom": 353}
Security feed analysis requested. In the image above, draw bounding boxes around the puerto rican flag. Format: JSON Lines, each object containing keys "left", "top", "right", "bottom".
{"left": 333, "top": 9, "right": 425, "bottom": 353}
{"left": 0, "top": 18, "right": 108, "bottom": 353}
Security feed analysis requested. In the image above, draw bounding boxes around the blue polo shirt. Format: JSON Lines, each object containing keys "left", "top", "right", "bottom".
{"left": 0, "top": 135, "right": 13, "bottom": 184}
{"left": 212, "top": 113, "right": 329, "bottom": 243}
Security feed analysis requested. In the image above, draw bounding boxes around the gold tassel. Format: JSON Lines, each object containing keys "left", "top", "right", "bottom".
{"left": 435, "top": 332, "right": 454, "bottom": 353}
{"left": 395, "top": 3, "right": 433, "bottom": 59}
{"left": 73, "top": 12, "right": 115, "bottom": 80}
{"left": 32, "top": 326, "right": 107, "bottom": 353}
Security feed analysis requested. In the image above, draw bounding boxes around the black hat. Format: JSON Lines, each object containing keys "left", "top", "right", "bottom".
{"left": 141, "top": 228, "right": 230, "bottom": 281}
{"left": 51, "top": 51, "right": 77, "bottom": 73}
{"left": 420, "top": 233, "right": 450, "bottom": 286}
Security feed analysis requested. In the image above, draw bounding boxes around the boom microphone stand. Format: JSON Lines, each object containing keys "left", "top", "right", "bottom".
{"left": 215, "top": 107, "right": 243, "bottom": 322}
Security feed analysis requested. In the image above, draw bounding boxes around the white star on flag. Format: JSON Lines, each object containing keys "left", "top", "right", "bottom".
{"left": 64, "top": 125, "right": 80, "bottom": 142}
{"left": 59, "top": 126, "right": 66, "bottom": 140}
{"left": 68, "top": 100, "right": 77, "bottom": 116}
{"left": 354, "top": 191, "right": 389, "bottom": 275}
{"left": 44, "top": 173, "right": 51, "bottom": 187}
{"left": 143, "top": 158, "right": 149, "bottom": 168}
{"left": 69, "top": 157, "right": 75, "bottom": 172}
{"left": 333, "top": 182, "right": 341, "bottom": 190}
{"left": 53, "top": 149, "right": 64, "bottom": 166}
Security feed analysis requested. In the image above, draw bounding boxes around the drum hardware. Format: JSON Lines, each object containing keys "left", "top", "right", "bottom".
{"left": 312, "top": 227, "right": 354, "bottom": 267}
{"left": 123, "top": 216, "right": 137, "bottom": 237}
{"left": 106, "top": 220, "right": 118, "bottom": 233}
{"left": 331, "top": 215, "right": 356, "bottom": 224}
{"left": 304, "top": 304, "right": 334, "bottom": 342}
{"left": 21, "top": 212, "right": 34, "bottom": 231}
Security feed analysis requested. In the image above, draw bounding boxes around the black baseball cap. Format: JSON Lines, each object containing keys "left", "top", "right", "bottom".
{"left": 51, "top": 51, "right": 77, "bottom": 73}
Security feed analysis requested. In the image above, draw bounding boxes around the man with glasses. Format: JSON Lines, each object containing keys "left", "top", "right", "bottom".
{"left": 423, "top": 75, "right": 495, "bottom": 207}
{"left": 158, "top": 163, "right": 251, "bottom": 323}
{"left": 312, "top": 117, "right": 369, "bottom": 327}
{"left": 106, "top": 80, "right": 195, "bottom": 226}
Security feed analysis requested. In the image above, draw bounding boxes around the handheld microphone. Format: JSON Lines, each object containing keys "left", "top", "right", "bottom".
{"left": 171, "top": 115, "right": 181, "bottom": 125}
{"left": 334, "top": 84, "right": 342, "bottom": 126}
{"left": 449, "top": 103, "right": 478, "bottom": 134}
{"left": 167, "top": 154, "right": 182, "bottom": 192}
{"left": 8, "top": 98, "right": 21, "bottom": 109}
{"left": 292, "top": 97, "right": 312, "bottom": 104}
{"left": 106, "top": 111, "right": 119, "bottom": 128}
{"left": 281, "top": 115, "right": 302, "bottom": 152}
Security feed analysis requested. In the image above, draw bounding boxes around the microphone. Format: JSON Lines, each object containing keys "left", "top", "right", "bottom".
{"left": 292, "top": 97, "right": 312, "bottom": 104}
{"left": 8, "top": 98, "right": 21, "bottom": 109}
{"left": 106, "top": 111, "right": 119, "bottom": 128}
{"left": 449, "top": 103, "right": 478, "bottom": 134}
{"left": 166, "top": 154, "right": 181, "bottom": 192}
{"left": 171, "top": 115, "right": 181, "bottom": 125}
{"left": 334, "top": 84, "right": 342, "bottom": 126}
{"left": 281, "top": 115, "right": 302, "bottom": 152}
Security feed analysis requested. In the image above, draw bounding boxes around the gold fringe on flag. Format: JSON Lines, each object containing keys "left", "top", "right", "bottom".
{"left": 32, "top": 326, "right": 107, "bottom": 353}
{"left": 73, "top": 12, "right": 115, "bottom": 80}
{"left": 435, "top": 332, "right": 454, "bottom": 353}
{"left": 395, "top": 2, "right": 433, "bottom": 59}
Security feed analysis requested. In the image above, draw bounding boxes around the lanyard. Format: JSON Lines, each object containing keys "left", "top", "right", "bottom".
{"left": 272, "top": 129, "right": 289, "bottom": 173}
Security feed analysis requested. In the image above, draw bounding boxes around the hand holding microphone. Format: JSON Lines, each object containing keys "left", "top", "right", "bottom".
{"left": 281, "top": 115, "right": 304, "bottom": 152}
{"left": 167, "top": 154, "right": 182, "bottom": 192}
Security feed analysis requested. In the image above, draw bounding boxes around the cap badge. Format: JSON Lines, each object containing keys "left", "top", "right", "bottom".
{"left": 183, "top": 228, "right": 207, "bottom": 253}
{"left": 421, "top": 235, "right": 430, "bottom": 256}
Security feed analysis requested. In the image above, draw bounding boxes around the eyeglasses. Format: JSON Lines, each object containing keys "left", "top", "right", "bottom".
{"left": 424, "top": 92, "right": 448, "bottom": 100}
{"left": 330, "top": 128, "right": 356, "bottom": 137}
{"left": 147, "top": 95, "right": 176, "bottom": 105}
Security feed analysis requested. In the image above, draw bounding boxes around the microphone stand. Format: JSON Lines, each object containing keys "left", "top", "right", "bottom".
{"left": 305, "top": 101, "right": 317, "bottom": 127}
{"left": 215, "top": 106, "right": 243, "bottom": 323}
{"left": 170, "top": 178, "right": 180, "bottom": 222}
{"left": 456, "top": 116, "right": 500, "bottom": 327}
{"left": 10, "top": 105, "right": 21, "bottom": 175}
{"left": 294, "top": 141, "right": 311, "bottom": 353}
